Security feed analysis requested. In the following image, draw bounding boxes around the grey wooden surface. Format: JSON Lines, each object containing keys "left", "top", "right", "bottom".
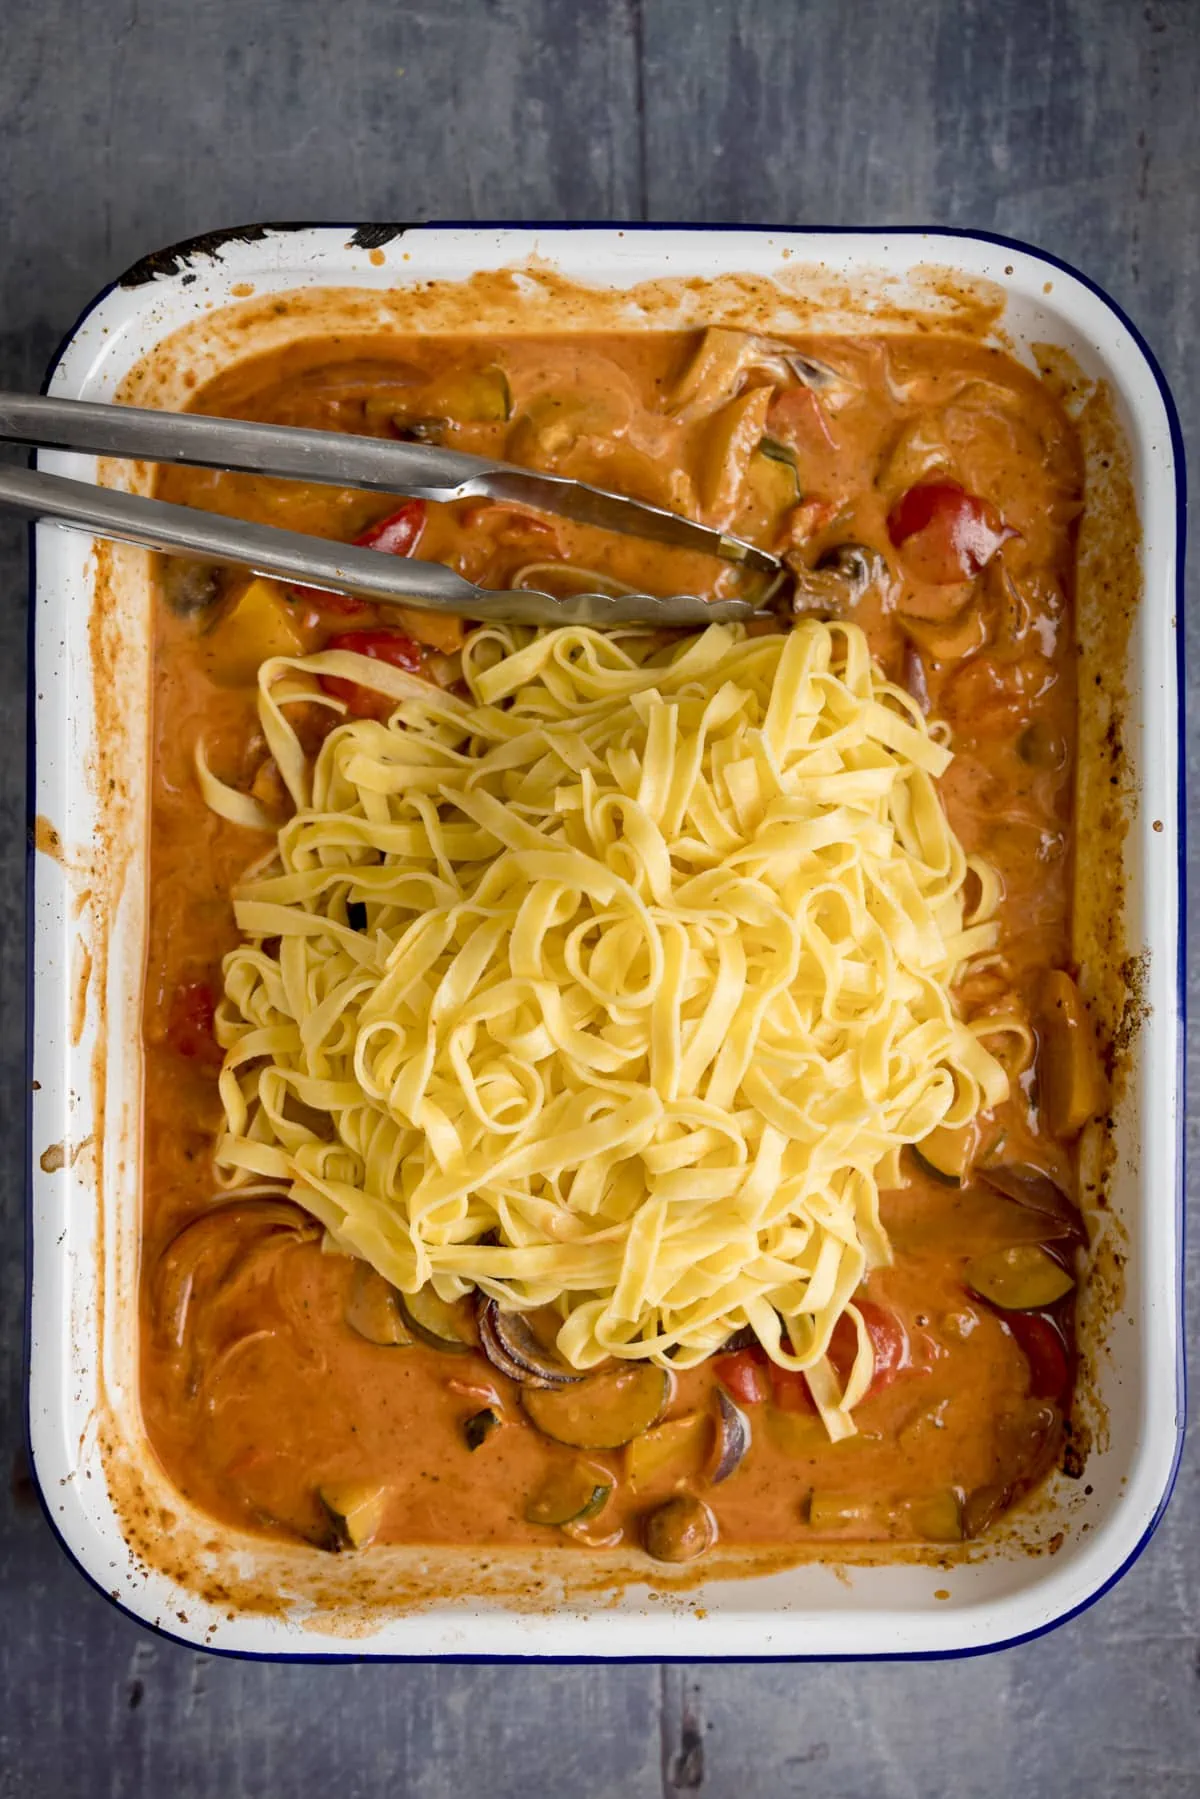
{"left": 1, "top": 2, "right": 1196, "bottom": 1793}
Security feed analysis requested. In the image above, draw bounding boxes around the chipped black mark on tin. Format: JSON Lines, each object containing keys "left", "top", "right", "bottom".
{"left": 118, "top": 223, "right": 310, "bottom": 288}
{"left": 349, "top": 224, "right": 414, "bottom": 251}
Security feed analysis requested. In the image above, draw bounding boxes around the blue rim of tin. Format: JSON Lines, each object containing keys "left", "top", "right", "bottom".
{"left": 23, "top": 221, "right": 1188, "bottom": 1664}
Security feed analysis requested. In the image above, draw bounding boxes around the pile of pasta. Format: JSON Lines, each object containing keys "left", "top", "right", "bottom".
{"left": 205, "top": 620, "right": 1010, "bottom": 1437}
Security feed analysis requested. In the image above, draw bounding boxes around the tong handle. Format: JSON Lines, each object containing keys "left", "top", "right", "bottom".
{"left": 1, "top": 391, "right": 481, "bottom": 497}
{"left": 5, "top": 465, "right": 479, "bottom": 608}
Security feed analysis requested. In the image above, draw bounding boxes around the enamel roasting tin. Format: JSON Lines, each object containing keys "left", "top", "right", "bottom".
{"left": 27, "top": 226, "right": 1184, "bottom": 1659}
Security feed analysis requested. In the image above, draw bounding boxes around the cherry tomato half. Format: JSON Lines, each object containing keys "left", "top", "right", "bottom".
{"left": 320, "top": 629, "right": 424, "bottom": 720}
{"left": 887, "top": 480, "right": 1013, "bottom": 584}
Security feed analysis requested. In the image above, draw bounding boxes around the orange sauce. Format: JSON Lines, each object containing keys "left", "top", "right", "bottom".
{"left": 142, "top": 327, "right": 1086, "bottom": 1558}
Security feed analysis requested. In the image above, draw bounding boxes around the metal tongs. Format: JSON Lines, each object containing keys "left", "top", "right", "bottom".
{"left": 0, "top": 392, "right": 781, "bottom": 627}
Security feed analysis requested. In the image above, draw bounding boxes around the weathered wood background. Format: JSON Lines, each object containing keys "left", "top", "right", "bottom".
{"left": 1, "top": 2, "right": 1196, "bottom": 1793}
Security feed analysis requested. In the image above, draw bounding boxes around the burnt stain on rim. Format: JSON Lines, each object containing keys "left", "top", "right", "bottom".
{"left": 119, "top": 222, "right": 416, "bottom": 287}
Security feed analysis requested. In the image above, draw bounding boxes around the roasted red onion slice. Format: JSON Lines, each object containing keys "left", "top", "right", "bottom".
{"left": 477, "top": 1300, "right": 583, "bottom": 1389}
{"left": 710, "top": 1388, "right": 751, "bottom": 1484}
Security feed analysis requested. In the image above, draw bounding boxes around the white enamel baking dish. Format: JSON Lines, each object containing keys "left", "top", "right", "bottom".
{"left": 27, "top": 226, "right": 1184, "bottom": 1659}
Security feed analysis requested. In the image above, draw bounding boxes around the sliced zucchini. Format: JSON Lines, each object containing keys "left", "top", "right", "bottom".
{"left": 642, "top": 1494, "right": 716, "bottom": 1564}
{"left": 202, "top": 577, "right": 306, "bottom": 686}
{"left": 462, "top": 1407, "right": 501, "bottom": 1451}
{"left": 318, "top": 1481, "right": 388, "bottom": 1550}
{"left": 525, "top": 1462, "right": 613, "bottom": 1526}
{"left": 398, "top": 1285, "right": 476, "bottom": 1353}
{"left": 625, "top": 1411, "right": 711, "bottom": 1492}
{"left": 910, "top": 1123, "right": 975, "bottom": 1187}
{"left": 522, "top": 1363, "right": 670, "bottom": 1449}
{"left": 746, "top": 435, "right": 802, "bottom": 515}
{"left": 344, "top": 1261, "right": 414, "bottom": 1347}
{"left": 965, "top": 1244, "right": 1074, "bottom": 1311}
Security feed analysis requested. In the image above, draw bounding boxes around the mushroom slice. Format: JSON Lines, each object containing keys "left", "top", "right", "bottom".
{"left": 790, "top": 543, "right": 892, "bottom": 617}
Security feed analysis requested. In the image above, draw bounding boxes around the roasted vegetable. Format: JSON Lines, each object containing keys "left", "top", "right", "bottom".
{"left": 746, "top": 436, "right": 802, "bottom": 515}
{"left": 160, "top": 557, "right": 221, "bottom": 617}
{"left": 522, "top": 1363, "right": 670, "bottom": 1449}
{"left": 462, "top": 1407, "right": 501, "bottom": 1451}
{"left": 397, "top": 1285, "right": 477, "bottom": 1352}
{"left": 903, "top": 1489, "right": 964, "bottom": 1544}
{"left": 790, "top": 543, "right": 890, "bottom": 616}
{"left": 641, "top": 1494, "right": 716, "bottom": 1564}
{"left": 1005, "top": 1310, "right": 1070, "bottom": 1401}
{"left": 965, "top": 1244, "right": 1074, "bottom": 1311}
{"left": 344, "top": 1261, "right": 414, "bottom": 1347}
{"left": 319, "top": 628, "right": 423, "bottom": 721}
{"left": 477, "top": 1300, "right": 582, "bottom": 1388}
{"left": 900, "top": 605, "right": 989, "bottom": 663}
{"left": 669, "top": 326, "right": 846, "bottom": 417}
{"left": 368, "top": 366, "right": 511, "bottom": 431}
{"left": 712, "top": 1346, "right": 769, "bottom": 1407}
{"left": 203, "top": 577, "right": 307, "bottom": 686}
{"left": 626, "top": 1412, "right": 711, "bottom": 1492}
{"left": 978, "top": 1161, "right": 1081, "bottom": 1238}
{"left": 910, "top": 1123, "right": 975, "bottom": 1187}
{"left": 710, "top": 1390, "right": 751, "bottom": 1484}
{"left": 154, "top": 1199, "right": 315, "bottom": 1352}
{"left": 319, "top": 1481, "right": 388, "bottom": 1549}
{"left": 887, "top": 481, "right": 1014, "bottom": 585}
{"left": 1039, "top": 970, "right": 1105, "bottom": 1138}
{"left": 806, "top": 1492, "right": 874, "bottom": 1532}
{"left": 697, "top": 386, "right": 773, "bottom": 519}
{"left": 524, "top": 1462, "right": 613, "bottom": 1526}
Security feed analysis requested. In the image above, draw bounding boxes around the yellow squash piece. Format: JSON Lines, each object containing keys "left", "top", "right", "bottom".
{"left": 697, "top": 386, "right": 773, "bottom": 519}
{"left": 204, "top": 577, "right": 306, "bottom": 687}
{"left": 806, "top": 1491, "right": 876, "bottom": 1532}
{"left": 319, "top": 1481, "right": 388, "bottom": 1550}
{"left": 1039, "top": 970, "right": 1105, "bottom": 1138}
{"left": 910, "top": 1122, "right": 976, "bottom": 1187}
{"left": 625, "top": 1411, "right": 712, "bottom": 1492}
{"left": 903, "top": 1490, "right": 964, "bottom": 1544}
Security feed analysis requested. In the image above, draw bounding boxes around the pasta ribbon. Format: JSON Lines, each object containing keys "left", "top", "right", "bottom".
{"left": 209, "top": 620, "right": 1006, "bottom": 1438}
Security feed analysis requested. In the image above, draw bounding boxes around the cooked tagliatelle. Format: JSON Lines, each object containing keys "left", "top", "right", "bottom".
{"left": 205, "top": 619, "right": 1014, "bottom": 1439}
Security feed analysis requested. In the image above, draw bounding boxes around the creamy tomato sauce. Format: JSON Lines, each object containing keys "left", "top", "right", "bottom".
{"left": 142, "top": 326, "right": 1094, "bottom": 1561}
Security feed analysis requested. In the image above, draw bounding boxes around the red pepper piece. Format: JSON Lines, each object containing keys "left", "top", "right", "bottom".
{"left": 291, "top": 500, "right": 428, "bottom": 609}
{"left": 320, "top": 628, "right": 424, "bottom": 720}
{"left": 713, "top": 1347, "right": 770, "bottom": 1407}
